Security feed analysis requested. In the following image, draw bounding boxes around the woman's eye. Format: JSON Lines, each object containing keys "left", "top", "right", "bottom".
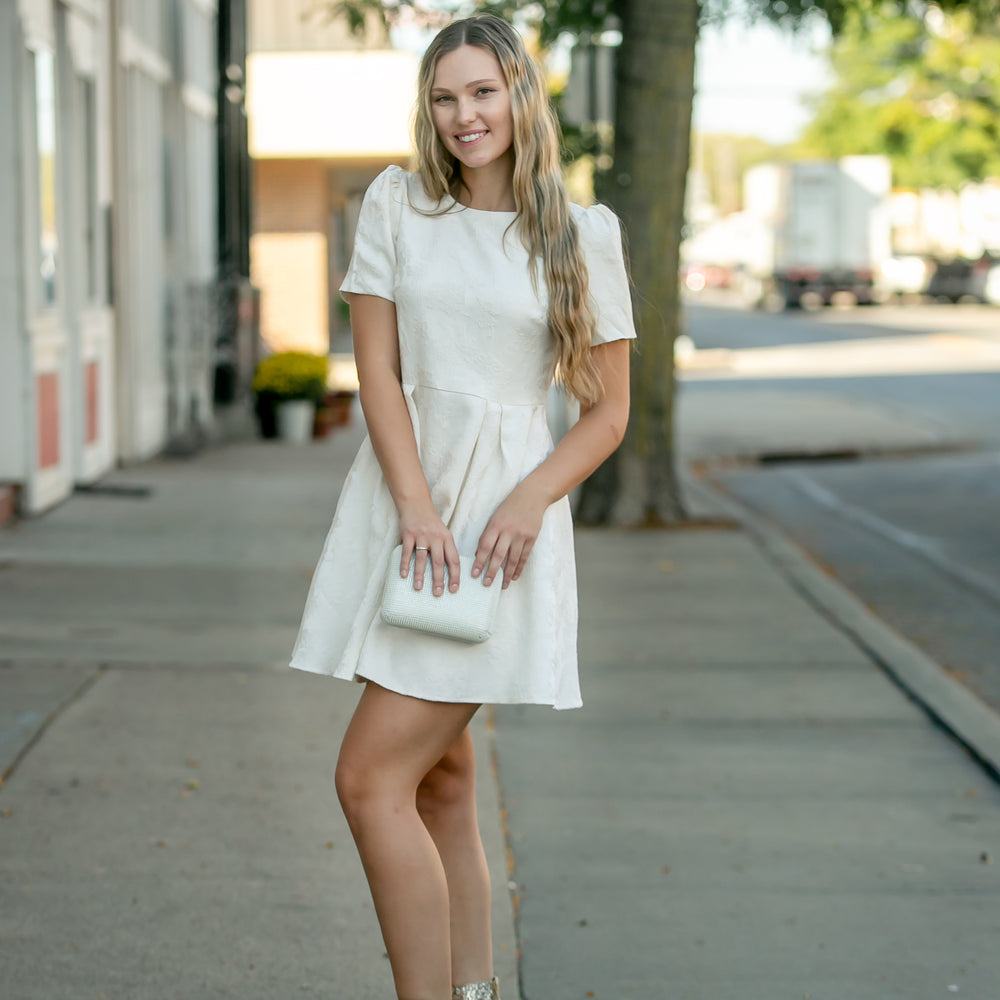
{"left": 434, "top": 95, "right": 453, "bottom": 104}
{"left": 476, "top": 88, "right": 495, "bottom": 97}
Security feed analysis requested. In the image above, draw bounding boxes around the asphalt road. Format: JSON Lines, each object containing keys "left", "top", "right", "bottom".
{"left": 684, "top": 295, "right": 1000, "bottom": 349}
{"left": 682, "top": 295, "right": 1000, "bottom": 715}
{"left": 683, "top": 296, "right": 1000, "bottom": 447}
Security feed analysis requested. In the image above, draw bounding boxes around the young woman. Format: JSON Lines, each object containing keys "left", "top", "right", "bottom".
{"left": 289, "top": 13, "right": 636, "bottom": 1000}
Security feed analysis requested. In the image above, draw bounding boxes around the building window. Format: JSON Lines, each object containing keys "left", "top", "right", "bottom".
{"left": 34, "top": 47, "right": 59, "bottom": 309}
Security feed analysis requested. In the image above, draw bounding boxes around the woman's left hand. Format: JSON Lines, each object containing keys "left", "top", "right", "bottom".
{"left": 472, "top": 482, "right": 549, "bottom": 589}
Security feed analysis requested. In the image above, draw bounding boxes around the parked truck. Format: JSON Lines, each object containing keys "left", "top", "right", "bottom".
{"left": 738, "top": 156, "right": 892, "bottom": 310}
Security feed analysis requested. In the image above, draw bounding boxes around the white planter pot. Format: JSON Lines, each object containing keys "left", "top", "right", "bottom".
{"left": 276, "top": 400, "right": 315, "bottom": 443}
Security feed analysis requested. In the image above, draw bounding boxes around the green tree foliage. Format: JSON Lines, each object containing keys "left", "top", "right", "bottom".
{"left": 796, "top": 3, "right": 1000, "bottom": 187}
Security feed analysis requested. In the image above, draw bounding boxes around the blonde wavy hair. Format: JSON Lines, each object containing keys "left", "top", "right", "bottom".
{"left": 413, "top": 13, "right": 602, "bottom": 404}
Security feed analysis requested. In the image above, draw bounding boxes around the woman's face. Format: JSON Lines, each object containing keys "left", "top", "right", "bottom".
{"left": 430, "top": 45, "right": 514, "bottom": 174}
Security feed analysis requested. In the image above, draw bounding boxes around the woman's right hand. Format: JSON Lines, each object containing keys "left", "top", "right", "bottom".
{"left": 397, "top": 502, "right": 461, "bottom": 597}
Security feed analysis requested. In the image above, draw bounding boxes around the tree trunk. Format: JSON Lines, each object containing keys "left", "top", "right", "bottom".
{"left": 576, "top": 0, "right": 698, "bottom": 526}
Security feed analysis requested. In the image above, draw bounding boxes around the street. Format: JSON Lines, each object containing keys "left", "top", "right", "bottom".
{"left": 680, "top": 295, "right": 1000, "bottom": 714}
{"left": 2, "top": 302, "right": 1000, "bottom": 999}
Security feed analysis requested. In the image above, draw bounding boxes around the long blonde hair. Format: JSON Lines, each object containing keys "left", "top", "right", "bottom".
{"left": 413, "top": 14, "right": 602, "bottom": 404}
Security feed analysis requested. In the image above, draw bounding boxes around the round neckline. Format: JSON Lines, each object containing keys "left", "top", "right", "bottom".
{"left": 448, "top": 196, "right": 517, "bottom": 217}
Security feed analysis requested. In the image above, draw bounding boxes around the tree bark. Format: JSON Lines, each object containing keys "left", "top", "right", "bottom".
{"left": 576, "top": 0, "right": 698, "bottom": 526}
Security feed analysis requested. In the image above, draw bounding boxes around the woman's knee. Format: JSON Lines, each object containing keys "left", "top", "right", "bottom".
{"left": 416, "top": 739, "right": 476, "bottom": 825}
{"left": 335, "top": 748, "right": 375, "bottom": 826}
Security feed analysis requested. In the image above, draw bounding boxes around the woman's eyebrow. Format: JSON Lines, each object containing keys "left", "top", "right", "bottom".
{"left": 431, "top": 77, "right": 501, "bottom": 94}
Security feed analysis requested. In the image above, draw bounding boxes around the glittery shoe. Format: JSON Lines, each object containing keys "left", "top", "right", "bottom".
{"left": 451, "top": 976, "right": 500, "bottom": 1000}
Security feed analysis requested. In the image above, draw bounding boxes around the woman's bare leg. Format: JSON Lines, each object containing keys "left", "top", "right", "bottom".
{"left": 417, "top": 727, "right": 493, "bottom": 988}
{"left": 335, "top": 682, "right": 480, "bottom": 1000}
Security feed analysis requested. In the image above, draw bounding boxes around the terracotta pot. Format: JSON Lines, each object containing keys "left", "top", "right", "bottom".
{"left": 313, "top": 407, "right": 336, "bottom": 439}
{"left": 329, "top": 391, "right": 355, "bottom": 427}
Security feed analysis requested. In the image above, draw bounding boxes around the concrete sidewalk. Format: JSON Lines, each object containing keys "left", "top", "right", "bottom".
{"left": 0, "top": 416, "right": 516, "bottom": 1000}
{"left": 498, "top": 525, "right": 1000, "bottom": 1000}
{"left": 2, "top": 407, "right": 999, "bottom": 999}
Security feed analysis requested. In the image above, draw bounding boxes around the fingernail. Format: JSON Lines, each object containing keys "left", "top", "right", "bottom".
{"left": 471, "top": 567, "right": 480, "bottom": 578}
{"left": 434, "top": 586, "right": 443, "bottom": 596}
{"left": 484, "top": 576, "right": 492, "bottom": 586}
{"left": 450, "top": 582, "right": 459, "bottom": 592}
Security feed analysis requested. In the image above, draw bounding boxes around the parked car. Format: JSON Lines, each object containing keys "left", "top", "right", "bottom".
{"left": 682, "top": 262, "right": 732, "bottom": 292}
{"left": 983, "top": 261, "right": 1000, "bottom": 305}
{"left": 878, "top": 252, "right": 1000, "bottom": 304}
{"left": 925, "top": 252, "right": 1000, "bottom": 303}
{"left": 969, "top": 253, "right": 1000, "bottom": 305}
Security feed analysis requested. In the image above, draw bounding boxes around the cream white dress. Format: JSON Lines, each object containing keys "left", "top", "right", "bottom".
{"left": 288, "top": 165, "right": 636, "bottom": 709}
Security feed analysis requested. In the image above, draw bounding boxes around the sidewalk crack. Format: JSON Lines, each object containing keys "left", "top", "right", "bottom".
{"left": 0, "top": 665, "right": 106, "bottom": 789}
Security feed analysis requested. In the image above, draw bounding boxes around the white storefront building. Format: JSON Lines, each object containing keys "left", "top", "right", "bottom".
{"left": 0, "top": 0, "right": 220, "bottom": 516}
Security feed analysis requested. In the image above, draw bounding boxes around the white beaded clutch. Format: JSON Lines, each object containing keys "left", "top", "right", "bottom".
{"left": 380, "top": 544, "right": 503, "bottom": 644}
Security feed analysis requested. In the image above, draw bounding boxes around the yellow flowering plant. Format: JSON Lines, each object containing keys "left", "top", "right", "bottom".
{"left": 252, "top": 352, "right": 328, "bottom": 404}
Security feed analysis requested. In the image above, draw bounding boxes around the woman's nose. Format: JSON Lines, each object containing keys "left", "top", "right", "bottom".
{"left": 457, "top": 98, "right": 477, "bottom": 123}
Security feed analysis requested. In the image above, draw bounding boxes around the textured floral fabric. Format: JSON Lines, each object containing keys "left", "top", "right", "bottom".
{"left": 288, "top": 165, "right": 636, "bottom": 709}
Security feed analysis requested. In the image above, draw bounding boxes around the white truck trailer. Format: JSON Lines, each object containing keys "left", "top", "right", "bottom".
{"left": 739, "top": 156, "right": 892, "bottom": 309}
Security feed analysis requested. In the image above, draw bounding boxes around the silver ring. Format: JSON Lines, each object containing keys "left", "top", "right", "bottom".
{"left": 414, "top": 546, "right": 429, "bottom": 551}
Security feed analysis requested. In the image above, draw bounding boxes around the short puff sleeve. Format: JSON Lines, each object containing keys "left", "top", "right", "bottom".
{"left": 577, "top": 204, "right": 637, "bottom": 346}
{"left": 340, "top": 165, "right": 405, "bottom": 302}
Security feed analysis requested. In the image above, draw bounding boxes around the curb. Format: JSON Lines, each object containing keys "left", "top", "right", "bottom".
{"left": 484, "top": 709, "right": 524, "bottom": 1000}
{"left": 682, "top": 470, "right": 1000, "bottom": 781}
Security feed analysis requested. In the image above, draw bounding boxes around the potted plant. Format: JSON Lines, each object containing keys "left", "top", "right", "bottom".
{"left": 313, "top": 389, "right": 356, "bottom": 439}
{"left": 252, "top": 352, "right": 327, "bottom": 442}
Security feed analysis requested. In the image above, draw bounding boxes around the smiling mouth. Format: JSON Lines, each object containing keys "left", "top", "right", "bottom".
{"left": 458, "top": 131, "right": 488, "bottom": 144}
